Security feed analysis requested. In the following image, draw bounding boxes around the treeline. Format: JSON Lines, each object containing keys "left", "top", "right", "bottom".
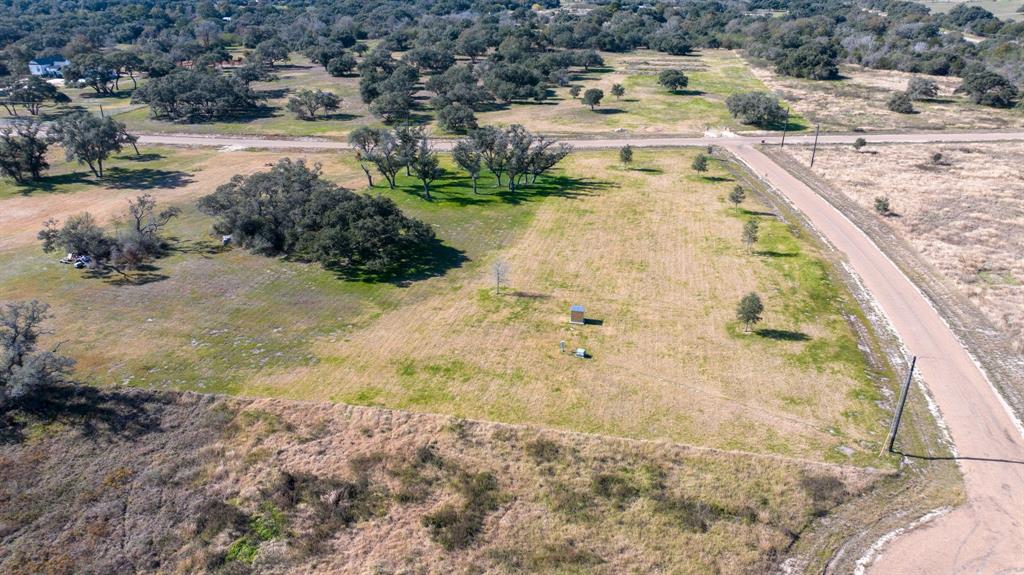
{"left": 0, "top": 0, "right": 1021, "bottom": 117}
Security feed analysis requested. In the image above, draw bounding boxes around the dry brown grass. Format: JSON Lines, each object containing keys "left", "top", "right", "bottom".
{"left": 0, "top": 389, "right": 891, "bottom": 575}
{"left": 787, "top": 142, "right": 1024, "bottom": 352}
{"left": 748, "top": 61, "right": 1024, "bottom": 131}
{"left": 0, "top": 149, "right": 366, "bottom": 252}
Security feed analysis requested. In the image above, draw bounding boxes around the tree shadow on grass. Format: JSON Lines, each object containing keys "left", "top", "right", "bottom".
{"left": 103, "top": 167, "right": 195, "bottom": 190}
{"left": 627, "top": 167, "right": 664, "bottom": 174}
{"left": 326, "top": 238, "right": 468, "bottom": 286}
{"left": 0, "top": 384, "right": 166, "bottom": 444}
{"left": 592, "top": 108, "right": 625, "bottom": 115}
{"left": 254, "top": 87, "right": 290, "bottom": 100}
{"left": 321, "top": 112, "right": 359, "bottom": 122}
{"left": 417, "top": 175, "right": 612, "bottom": 207}
{"left": 701, "top": 175, "right": 733, "bottom": 183}
{"left": 13, "top": 171, "right": 98, "bottom": 195}
{"left": 755, "top": 328, "right": 810, "bottom": 342}
{"left": 754, "top": 250, "right": 798, "bottom": 258}
{"left": 121, "top": 153, "right": 164, "bottom": 162}
{"left": 170, "top": 237, "right": 230, "bottom": 258}
{"left": 757, "top": 120, "right": 811, "bottom": 132}
{"left": 740, "top": 208, "right": 776, "bottom": 217}
{"left": 510, "top": 290, "right": 550, "bottom": 300}
{"left": 490, "top": 175, "right": 613, "bottom": 206}
{"left": 82, "top": 263, "right": 170, "bottom": 286}
{"left": 670, "top": 89, "right": 705, "bottom": 96}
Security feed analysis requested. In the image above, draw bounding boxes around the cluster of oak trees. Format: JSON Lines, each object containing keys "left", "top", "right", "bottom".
{"left": 0, "top": 112, "right": 138, "bottom": 184}
{"left": 197, "top": 159, "right": 435, "bottom": 272}
{"left": 348, "top": 124, "right": 571, "bottom": 199}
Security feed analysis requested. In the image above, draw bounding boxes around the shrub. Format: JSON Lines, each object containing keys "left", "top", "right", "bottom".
{"left": 525, "top": 438, "right": 563, "bottom": 463}
{"left": 887, "top": 92, "right": 914, "bottom": 113}
{"left": 437, "top": 101, "right": 478, "bottom": 133}
{"left": 657, "top": 69, "right": 689, "bottom": 92}
{"left": 774, "top": 41, "right": 839, "bottom": 80}
{"left": 619, "top": 144, "right": 633, "bottom": 165}
{"left": 729, "top": 185, "right": 746, "bottom": 206}
{"left": 853, "top": 137, "right": 867, "bottom": 150}
{"left": 736, "top": 292, "right": 763, "bottom": 331}
{"left": 691, "top": 154, "right": 708, "bottom": 173}
{"left": 955, "top": 69, "right": 1019, "bottom": 108}
{"left": 725, "top": 92, "right": 787, "bottom": 127}
{"left": 874, "top": 196, "right": 891, "bottom": 215}
{"left": 906, "top": 77, "right": 939, "bottom": 100}
{"left": 422, "top": 471, "right": 502, "bottom": 550}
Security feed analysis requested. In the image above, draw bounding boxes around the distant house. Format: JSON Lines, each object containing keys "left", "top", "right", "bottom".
{"left": 28, "top": 56, "right": 70, "bottom": 78}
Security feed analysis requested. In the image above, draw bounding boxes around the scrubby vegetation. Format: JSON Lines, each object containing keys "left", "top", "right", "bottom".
{"left": 0, "top": 392, "right": 897, "bottom": 574}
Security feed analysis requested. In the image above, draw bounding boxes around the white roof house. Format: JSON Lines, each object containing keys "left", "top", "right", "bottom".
{"left": 28, "top": 56, "right": 70, "bottom": 78}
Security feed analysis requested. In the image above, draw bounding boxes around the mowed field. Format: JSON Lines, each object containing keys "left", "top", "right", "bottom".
{"left": 917, "top": 0, "right": 1024, "bottom": 19}
{"left": 1, "top": 146, "right": 897, "bottom": 465}
{"left": 787, "top": 142, "right": 1024, "bottom": 353}
{"left": 475, "top": 49, "right": 809, "bottom": 135}
{"left": 748, "top": 60, "right": 1024, "bottom": 132}
{"left": 17, "top": 49, "right": 806, "bottom": 139}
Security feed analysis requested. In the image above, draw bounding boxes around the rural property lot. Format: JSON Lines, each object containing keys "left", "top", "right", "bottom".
{"left": 785, "top": 142, "right": 1024, "bottom": 354}
{"left": 749, "top": 61, "right": 1024, "bottom": 132}
{"left": 17, "top": 50, "right": 805, "bottom": 139}
{"left": 1, "top": 147, "right": 900, "bottom": 464}
{"left": 476, "top": 49, "right": 808, "bottom": 136}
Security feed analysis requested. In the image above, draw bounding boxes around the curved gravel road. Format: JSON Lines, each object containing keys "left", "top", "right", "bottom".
{"left": 730, "top": 143, "right": 1024, "bottom": 575}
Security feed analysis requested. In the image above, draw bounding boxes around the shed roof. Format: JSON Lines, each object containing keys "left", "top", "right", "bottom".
{"left": 29, "top": 55, "right": 68, "bottom": 66}
{"left": 570, "top": 305, "right": 584, "bottom": 312}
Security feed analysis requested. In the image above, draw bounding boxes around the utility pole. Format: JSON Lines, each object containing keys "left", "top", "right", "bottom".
{"left": 809, "top": 124, "right": 820, "bottom": 167}
{"left": 883, "top": 355, "right": 917, "bottom": 455}
{"left": 780, "top": 107, "right": 790, "bottom": 148}
{"left": 99, "top": 105, "right": 105, "bottom": 118}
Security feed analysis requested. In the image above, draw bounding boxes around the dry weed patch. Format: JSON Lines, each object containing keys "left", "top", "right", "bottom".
{"left": 788, "top": 142, "right": 1024, "bottom": 352}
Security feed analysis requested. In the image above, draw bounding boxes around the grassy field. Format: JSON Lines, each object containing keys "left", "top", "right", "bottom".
{"left": 0, "top": 146, "right": 207, "bottom": 201}
{"left": 1, "top": 146, "right": 901, "bottom": 465}
{"left": 748, "top": 59, "right": 1024, "bottom": 131}
{"left": 917, "top": 0, "right": 1023, "bottom": 19}
{"left": 13, "top": 49, "right": 807, "bottom": 139}
{"left": 475, "top": 49, "right": 809, "bottom": 135}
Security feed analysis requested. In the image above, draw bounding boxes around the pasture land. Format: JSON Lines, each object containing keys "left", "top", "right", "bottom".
{"left": 475, "top": 49, "right": 809, "bottom": 136}
{"left": 784, "top": 142, "right": 1024, "bottom": 353}
{"left": 917, "top": 0, "right": 1023, "bottom": 19}
{"left": 748, "top": 60, "right": 1024, "bottom": 131}
{"left": 1, "top": 147, "right": 908, "bottom": 465}
{"left": 13, "top": 49, "right": 805, "bottom": 139}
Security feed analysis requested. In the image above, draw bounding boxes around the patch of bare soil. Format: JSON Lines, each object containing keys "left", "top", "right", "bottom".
{"left": 0, "top": 388, "right": 889, "bottom": 575}
{"left": 791, "top": 143, "right": 1024, "bottom": 353}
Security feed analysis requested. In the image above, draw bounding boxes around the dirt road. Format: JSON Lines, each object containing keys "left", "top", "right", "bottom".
{"left": 136, "top": 130, "right": 1024, "bottom": 151}
{"left": 729, "top": 143, "right": 1024, "bottom": 575}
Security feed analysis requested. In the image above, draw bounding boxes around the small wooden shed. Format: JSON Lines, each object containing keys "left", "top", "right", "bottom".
{"left": 569, "top": 305, "right": 585, "bottom": 325}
